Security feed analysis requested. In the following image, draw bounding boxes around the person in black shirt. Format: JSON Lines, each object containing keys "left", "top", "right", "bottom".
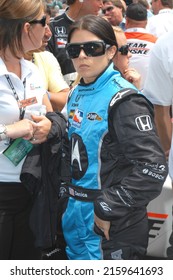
{"left": 47, "top": 0, "right": 103, "bottom": 86}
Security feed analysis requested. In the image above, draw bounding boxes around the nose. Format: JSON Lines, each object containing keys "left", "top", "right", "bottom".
{"left": 45, "top": 24, "right": 52, "bottom": 39}
{"left": 78, "top": 48, "right": 87, "bottom": 58}
{"left": 128, "top": 51, "right": 132, "bottom": 59}
{"left": 100, "top": 1, "right": 104, "bottom": 8}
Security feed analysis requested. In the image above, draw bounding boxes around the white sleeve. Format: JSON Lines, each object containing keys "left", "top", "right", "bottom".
{"left": 143, "top": 43, "right": 173, "bottom": 106}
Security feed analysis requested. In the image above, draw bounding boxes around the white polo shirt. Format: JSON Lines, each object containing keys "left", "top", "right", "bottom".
{"left": 143, "top": 30, "right": 173, "bottom": 179}
{"left": 0, "top": 58, "right": 45, "bottom": 182}
{"left": 146, "top": 9, "right": 173, "bottom": 38}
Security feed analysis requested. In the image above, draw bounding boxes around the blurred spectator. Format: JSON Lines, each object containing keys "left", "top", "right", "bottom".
{"left": 46, "top": 0, "right": 63, "bottom": 9}
{"left": 146, "top": 0, "right": 173, "bottom": 37}
{"left": 143, "top": 30, "right": 173, "bottom": 259}
{"left": 113, "top": 26, "right": 141, "bottom": 89}
{"left": 143, "top": 30, "right": 173, "bottom": 156}
{"left": 102, "top": 0, "right": 126, "bottom": 29}
{"left": 50, "top": 5, "right": 60, "bottom": 18}
{"left": 46, "top": 1, "right": 64, "bottom": 17}
{"left": 132, "top": 0, "right": 154, "bottom": 17}
{"left": 125, "top": 3, "right": 157, "bottom": 90}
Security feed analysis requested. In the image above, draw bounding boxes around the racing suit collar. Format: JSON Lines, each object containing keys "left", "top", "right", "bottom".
{"left": 78, "top": 62, "right": 120, "bottom": 94}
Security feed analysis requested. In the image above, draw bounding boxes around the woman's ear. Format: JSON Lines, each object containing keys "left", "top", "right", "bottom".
{"left": 108, "top": 45, "right": 117, "bottom": 60}
{"left": 23, "top": 22, "right": 31, "bottom": 34}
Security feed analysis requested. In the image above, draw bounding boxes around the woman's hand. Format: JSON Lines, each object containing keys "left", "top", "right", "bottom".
{"left": 124, "top": 68, "right": 141, "bottom": 89}
{"left": 6, "top": 119, "right": 37, "bottom": 140}
{"left": 94, "top": 214, "right": 110, "bottom": 240}
{"left": 29, "top": 115, "right": 52, "bottom": 144}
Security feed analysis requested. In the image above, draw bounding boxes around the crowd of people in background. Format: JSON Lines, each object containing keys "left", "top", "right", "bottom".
{"left": 0, "top": 0, "right": 173, "bottom": 260}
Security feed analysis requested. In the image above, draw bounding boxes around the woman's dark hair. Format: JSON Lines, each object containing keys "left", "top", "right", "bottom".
{"left": 46, "top": 4, "right": 52, "bottom": 16}
{"left": 67, "top": 0, "right": 75, "bottom": 5}
{"left": 68, "top": 14, "right": 118, "bottom": 49}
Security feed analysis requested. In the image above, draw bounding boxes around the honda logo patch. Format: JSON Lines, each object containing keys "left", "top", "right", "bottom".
{"left": 135, "top": 115, "right": 153, "bottom": 131}
{"left": 55, "top": 26, "right": 66, "bottom": 35}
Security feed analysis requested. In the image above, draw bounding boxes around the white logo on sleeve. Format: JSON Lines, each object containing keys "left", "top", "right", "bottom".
{"left": 135, "top": 115, "right": 153, "bottom": 131}
{"left": 110, "top": 90, "right": 130, "bottom": 107}
{"left": 100, "top": 202, "right": 112, "bottom": 211}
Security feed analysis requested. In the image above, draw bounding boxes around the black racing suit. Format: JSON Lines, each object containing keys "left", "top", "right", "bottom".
{"left": 95, "top": 89, "right": 168, "bottom": 259}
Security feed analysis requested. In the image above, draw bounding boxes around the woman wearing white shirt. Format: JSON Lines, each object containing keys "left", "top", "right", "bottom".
{"left": 0, "top": 0, "right": 53, "bottom": 259}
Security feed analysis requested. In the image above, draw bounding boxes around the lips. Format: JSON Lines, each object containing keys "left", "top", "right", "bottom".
{"left": 79, "top": 64, "right": 89, "bottom": 69}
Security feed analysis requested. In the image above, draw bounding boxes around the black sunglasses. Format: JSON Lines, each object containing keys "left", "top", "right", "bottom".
{"left": 118, "top": 44, "right": 129, "bottom": 55}
{"left": 102, "top": 6, "right": 114, "bottom": 14}
{"left": 29, "top": 15, "right": 47, "bottom": 27}
{"left": 66, "top": 41, "right": 110, "bottom": 59}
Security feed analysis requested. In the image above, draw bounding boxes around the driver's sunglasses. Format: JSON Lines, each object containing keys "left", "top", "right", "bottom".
{"left": 118, "top": 44, "right": 129, "bottom": 55}
{"left": 102, "top": 6, "right": 114, "bottom": 14}
{"left": 66, "top": 41, "right": 110, "bottom": 59}
{"left": 29, "top": 15, "right": 47, "bottom": 27}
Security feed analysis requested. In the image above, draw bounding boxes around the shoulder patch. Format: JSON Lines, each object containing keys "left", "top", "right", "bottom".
{"left": 109, "top": 88, "right": 138, "bottom": 108}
